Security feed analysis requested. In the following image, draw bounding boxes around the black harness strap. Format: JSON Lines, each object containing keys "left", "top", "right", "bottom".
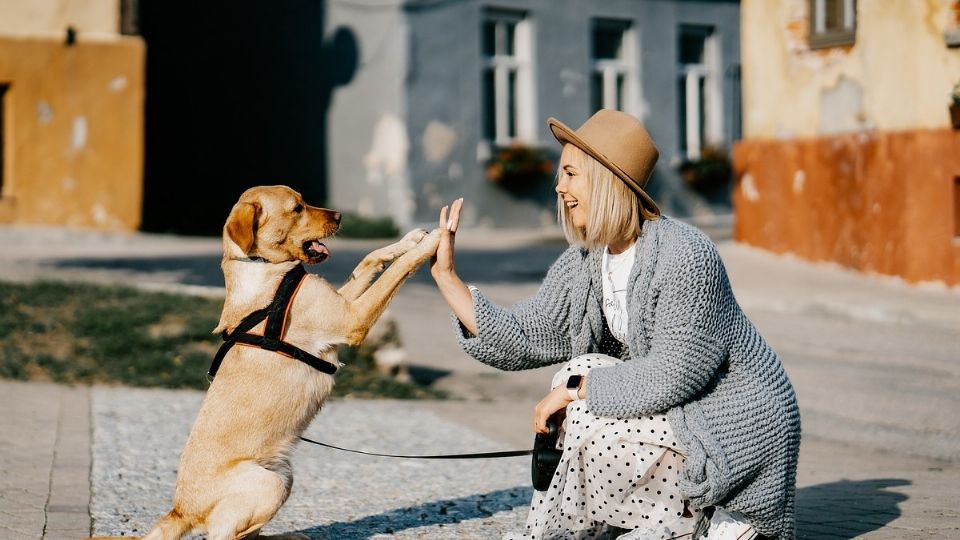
{"left": 209, "top": 264, "right": 338, "bottom": 378}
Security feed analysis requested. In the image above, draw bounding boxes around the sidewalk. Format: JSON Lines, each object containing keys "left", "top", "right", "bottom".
{"left": 0, "top": 380, "right": 91, "bottom": 540}
{"left": 1, "top": 223, "right": 959, "bottom": 538}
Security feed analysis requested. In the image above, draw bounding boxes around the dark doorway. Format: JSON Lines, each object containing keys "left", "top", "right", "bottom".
{"left": 0, "top": 83, "right": 8, "bottom": 196}
{"left": 138, "top": 0, "right": 357, "bottom": 234}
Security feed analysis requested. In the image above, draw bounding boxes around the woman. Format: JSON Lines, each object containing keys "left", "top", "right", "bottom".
{"left": 431, "top": 110, "right": 800, "bottom": 540}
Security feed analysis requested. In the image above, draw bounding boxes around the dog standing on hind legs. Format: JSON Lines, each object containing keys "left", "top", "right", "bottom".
{"left": 91, "top": 185, "right": 441, "bottom": 540}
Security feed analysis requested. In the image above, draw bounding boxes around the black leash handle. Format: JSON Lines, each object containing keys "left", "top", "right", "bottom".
{"left": 299, "top": 436, "right": 532, "bottom": 459}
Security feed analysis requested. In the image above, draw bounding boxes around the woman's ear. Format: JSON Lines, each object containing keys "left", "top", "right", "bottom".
{"left": 225, "top": 202, "right": 260, "bottom": 254}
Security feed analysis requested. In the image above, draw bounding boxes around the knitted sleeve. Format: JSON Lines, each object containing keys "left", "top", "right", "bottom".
{"left": 586, "top": 234, "right": 730, "bottom": 417}
{"left": 451, "top": 247, "right": 580, "bottom": 370}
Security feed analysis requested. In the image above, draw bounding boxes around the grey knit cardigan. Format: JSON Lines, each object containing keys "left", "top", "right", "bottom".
{"left": 454, "top": 216, "right": 800, "bottom": 539}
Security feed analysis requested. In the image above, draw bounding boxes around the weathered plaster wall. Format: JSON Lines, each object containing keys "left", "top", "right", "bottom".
{"left": 741, "top": 0, "right": 960, "bottom": 139}
{"left": 0, "top": 37, "right": 144, "bottom": 230}
{"left": 734, "top": 129, "right": 960, "bottom": 285}
{"left": 0, "top": 0, "right": 119, "bottom": 38}
{"left": 325, "top": 2, "right": 411, "bottom": 226}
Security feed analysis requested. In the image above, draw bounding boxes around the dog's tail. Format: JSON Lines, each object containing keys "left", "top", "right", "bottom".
{"left": 117, "top": 508, "right": 193, "bottom": 540}
{"left": 141, "top": 509, "right": 193, "bottom": 540}
{"left": 87, "top": 508, "right": 193, "bottom": 540}
{"left": 89, "top": 508, "right": 192, "bottom": 540}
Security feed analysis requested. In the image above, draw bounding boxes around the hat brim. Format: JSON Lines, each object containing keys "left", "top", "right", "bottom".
{"left": 548, "top": 117, "right": 661, "bottom": 217}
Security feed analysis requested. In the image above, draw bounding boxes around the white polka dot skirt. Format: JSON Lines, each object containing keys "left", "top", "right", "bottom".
{"left": 504, "top": 354, "right": 701, "bottom": 540}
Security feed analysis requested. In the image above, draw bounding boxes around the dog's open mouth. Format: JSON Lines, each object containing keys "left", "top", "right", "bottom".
{"left": 303, "top": 240, "right": 330, "bottom": 263}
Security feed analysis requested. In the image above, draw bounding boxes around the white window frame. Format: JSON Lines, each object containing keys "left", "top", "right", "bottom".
{"left": 591, "top": 19, "right": 642, "bottom": 118}
{"left": 810, "top": 0, "right": 857, "bottom": 49}
{"left": 481, "top": 10, "right": 535, "bottom": 146}
{"left": 678, "top": 27, "right": 722, "bottom": 161}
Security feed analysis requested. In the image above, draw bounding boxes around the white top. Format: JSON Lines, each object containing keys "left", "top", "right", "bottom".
{"left": 601, "top": 241, "right": 636, "bottom": 344}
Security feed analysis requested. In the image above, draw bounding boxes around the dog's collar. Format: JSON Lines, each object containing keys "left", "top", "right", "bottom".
{"left": 208, "top": 264, "right": 338, "bottom": 378}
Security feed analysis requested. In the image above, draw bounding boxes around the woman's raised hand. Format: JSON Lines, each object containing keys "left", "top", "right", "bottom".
{"left": 430, "top": 198, "right": 478, "bottom": 336}
{"left": 431, "top": 198, "right": 463, "bottom": 280}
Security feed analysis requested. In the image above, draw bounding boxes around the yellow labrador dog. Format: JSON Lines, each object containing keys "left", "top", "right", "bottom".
{"left": 97, "top": 186, "right": 440, "bottom": 540}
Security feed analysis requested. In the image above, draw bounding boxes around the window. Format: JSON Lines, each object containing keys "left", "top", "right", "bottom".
{"left": 0, "top": 84, "right": 8, "bottom": 196}
{"left": 809, "top": 0, "right": 857, "bottom": 49}
{"left": 591, "top": 19, "right": 639, "bottom": 115}
{"left": 677, "top": 25, "right": 721, "bottom": 161}
{"left": 481, "top": 10, "right": 534, "bottom": 145}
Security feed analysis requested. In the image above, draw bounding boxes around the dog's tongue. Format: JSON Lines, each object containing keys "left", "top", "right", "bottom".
{"left": 311, "top": 241, "right": 330, "bottom": 258}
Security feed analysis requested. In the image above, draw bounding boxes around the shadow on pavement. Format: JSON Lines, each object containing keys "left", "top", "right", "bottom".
{"left": 296, "top": 486, "right": 532, "bottom": 539}
{"left": 51, "top": 245, "right": 567, "bottom": 287}
{"left": 796, "top": 478, "right": 909, "bottom": 539}
{"left": 55, "top": 254, "right": 225, "bottom": 286}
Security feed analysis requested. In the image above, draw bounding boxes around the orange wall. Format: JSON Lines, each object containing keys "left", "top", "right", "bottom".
{"left": 0, "top": 36, "right": 144, "bottom": 230}
{"left": 733, "top": 129, "right": 960, "bottom": 286}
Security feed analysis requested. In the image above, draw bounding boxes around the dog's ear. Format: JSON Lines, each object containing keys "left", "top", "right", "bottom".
{"left": 225, "top": 202, "right": 260, "bottom": 254}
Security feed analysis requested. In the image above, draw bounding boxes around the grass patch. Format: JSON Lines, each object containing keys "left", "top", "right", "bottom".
{"left": 0, "top": 280, "right": 444, "bottom": 399}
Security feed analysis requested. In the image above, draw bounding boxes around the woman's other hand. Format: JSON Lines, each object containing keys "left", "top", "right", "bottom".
{"left": 430, "top": 199, "right": 478, "bottom": 335}
{"left": 534, "top": 386, "right": 574, "bottom": 434}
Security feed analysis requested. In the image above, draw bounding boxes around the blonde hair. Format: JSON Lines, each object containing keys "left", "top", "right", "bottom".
{"left": 556, "top": 144, "right": 657, "bottom": 250}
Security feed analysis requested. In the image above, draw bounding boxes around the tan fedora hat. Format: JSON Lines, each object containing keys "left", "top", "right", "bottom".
{"left": 548, "top": 109, "right": 660, "bottom": 217}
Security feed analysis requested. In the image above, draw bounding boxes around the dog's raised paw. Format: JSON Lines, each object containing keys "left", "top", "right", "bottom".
{"left": 401, "top": 228, "right": 430, "bottom": 245}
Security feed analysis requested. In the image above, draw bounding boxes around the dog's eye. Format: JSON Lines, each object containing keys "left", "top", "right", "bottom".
{"left": 293, "top": 204, "right": 304, "bottom": 213}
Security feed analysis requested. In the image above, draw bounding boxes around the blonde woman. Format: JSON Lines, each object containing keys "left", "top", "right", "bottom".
{"left": 431, "top": 110, "right": 799, "bottom": 540}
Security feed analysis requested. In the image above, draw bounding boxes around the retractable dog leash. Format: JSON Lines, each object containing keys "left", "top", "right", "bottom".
{"left": 297, "top": 435, "right": 532, "bottom": 460}
{"left": 209, "top": 265, "right": 560, "bottom": 486}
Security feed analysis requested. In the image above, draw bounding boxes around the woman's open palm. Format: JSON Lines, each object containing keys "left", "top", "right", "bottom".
{"left": 431, "top": 198, "right": 463, "bottom": 278}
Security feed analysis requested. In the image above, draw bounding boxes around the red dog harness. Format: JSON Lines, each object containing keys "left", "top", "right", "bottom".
{"left": 208, "top": 264, "right": 338, "bottom": 378}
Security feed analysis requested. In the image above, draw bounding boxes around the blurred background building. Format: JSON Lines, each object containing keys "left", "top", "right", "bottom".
{"left": 734, "top": 0, "right": 960, "bottom": 285}
{"left": 5, "top": 0, "right": 957, "bottom": 287}
{"left": 327, "top": 0, "right": 741, "bottom": 229}
{"left": 0, "top": 0, "right": 144, "bottom": 230}
{"left": 0, "top": 0, "right": 742, "bottom": 234}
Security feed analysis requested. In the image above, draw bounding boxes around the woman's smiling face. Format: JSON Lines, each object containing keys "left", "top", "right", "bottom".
{"left": 556, "top": 145, "right": 591, "bottom": 229}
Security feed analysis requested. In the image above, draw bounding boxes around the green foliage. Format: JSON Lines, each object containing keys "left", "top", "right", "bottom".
{"left": 485, "top": 144, "right": 556, "bottom": 195}
{"left": 336, "top": 212, "right": 400, "bottom": 239}
{"left": 678, "top": 146, "right": 733, "bottom": 196}
{"left": 0, "top": 281, "right": 444, "bottom": 399}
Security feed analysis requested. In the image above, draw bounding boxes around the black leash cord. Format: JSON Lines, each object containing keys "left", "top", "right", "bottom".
{"left": 299, "top": 436, "right": 532, "bottom": 459}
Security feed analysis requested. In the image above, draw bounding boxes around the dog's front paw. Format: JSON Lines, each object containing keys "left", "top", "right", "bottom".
{"left": 416, "top": 228, "right": 442, "bottom": 255}
{"left": 401, "top": 228, "right": 430, "bottom": 244}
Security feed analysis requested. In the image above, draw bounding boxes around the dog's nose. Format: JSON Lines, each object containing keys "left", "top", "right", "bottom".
{"left": 332, "top": 211, "right": 342, "bottom": 224}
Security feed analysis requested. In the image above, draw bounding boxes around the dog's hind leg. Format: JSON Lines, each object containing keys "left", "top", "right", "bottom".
{"left": 205, "top": 463, "right": 291, "bottom": 540}
{"left": 338, "top": 228, "right": 429, "bottom": 301}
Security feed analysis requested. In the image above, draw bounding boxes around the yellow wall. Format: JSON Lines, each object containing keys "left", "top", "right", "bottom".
{"left": 742, "top": 0, "right": 960, "bottom": 139}
{"left": 0, "top": 0, "right": 119, "bottom": 38}
{"left": 0, "top": 36, "right": 144, "bottom": 230}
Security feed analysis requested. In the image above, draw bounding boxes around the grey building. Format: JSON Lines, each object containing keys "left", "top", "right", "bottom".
{"left": 326, "top": 0, "right": 741, "bottom": 229}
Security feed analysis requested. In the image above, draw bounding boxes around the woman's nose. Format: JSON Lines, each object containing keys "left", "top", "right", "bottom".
{"left": 555, "top": 177, "right": 566, "bottom": 195}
